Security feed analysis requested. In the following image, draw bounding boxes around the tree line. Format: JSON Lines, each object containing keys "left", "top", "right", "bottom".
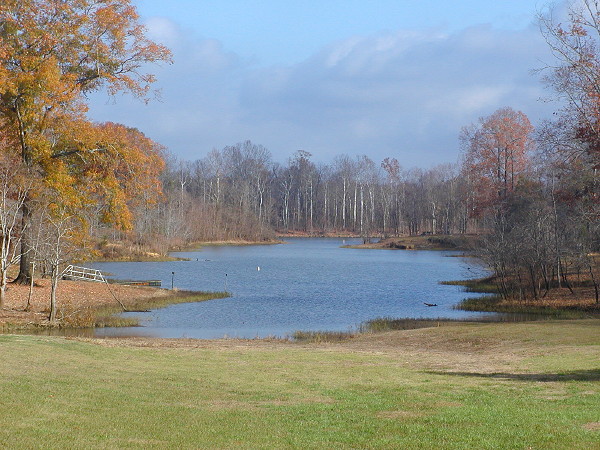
{"left": 147, "top": 145, "right": 472, "bottom": 245}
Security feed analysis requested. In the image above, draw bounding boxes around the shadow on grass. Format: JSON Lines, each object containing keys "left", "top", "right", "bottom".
{"left": 427, "top": 369, "right": 600, "bottom": 382}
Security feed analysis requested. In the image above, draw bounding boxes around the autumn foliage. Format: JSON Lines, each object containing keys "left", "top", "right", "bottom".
{"left": 460, "top": 107, "right": 534, "bottom": 215}
{"left": 0, "top": 0, "right": 172, "bottom": 283}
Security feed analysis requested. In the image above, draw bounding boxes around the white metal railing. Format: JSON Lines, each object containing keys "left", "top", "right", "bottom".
{"left": 61, "top": 265, "right": 107, "bottom": 283}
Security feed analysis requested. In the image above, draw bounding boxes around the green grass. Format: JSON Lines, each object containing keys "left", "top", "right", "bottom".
{"left": 292, "top": 319, "right": 445, "bottom": 343}
{"left": 359, "top": 317, "right": 448, "bottom": 333}
{"left": 0, "top": 321, "right": 599, "bottom": 448}
{"left": 292, "top": 329, "right": 357, "bottom": 342}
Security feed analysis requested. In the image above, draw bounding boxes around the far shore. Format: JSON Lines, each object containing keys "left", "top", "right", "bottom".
{"left": 342, "top": 234, "right": 480, "bottom": 251}
{"left": 275, "top": 230, "right": 362, "bottom": 239}
{"left": 90, "top": 238, "right": 284, "bottom": 263}
{"left": 178, "top": 239, "right": 285, "bottom": 251}
{"left": 90, "top": 233, "right": 479, "bottom": 264}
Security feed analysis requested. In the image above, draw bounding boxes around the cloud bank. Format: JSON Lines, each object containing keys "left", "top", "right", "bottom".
{"left": 88, "top": 18, "right": 556, "bottom": 167}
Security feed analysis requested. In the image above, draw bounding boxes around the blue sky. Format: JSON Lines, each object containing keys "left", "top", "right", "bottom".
{"left": 135, "top": 0, "right": 542, "bottom": 65}
{"left": 87, "top": 0, "right": 560, "bottom": 167}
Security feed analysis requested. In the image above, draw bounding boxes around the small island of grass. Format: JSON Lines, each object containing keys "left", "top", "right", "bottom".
{"left": 342, "top": 234, "right": 480, "bottom": 251}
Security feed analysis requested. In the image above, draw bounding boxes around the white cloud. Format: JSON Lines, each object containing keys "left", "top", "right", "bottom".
{"left": 87, "top": 21, "right": 557, "bottom": 167}
{"left": 434, "top": 86, "right": 512, "bottom": 115}
{"left": 144, "top": 17, "right": 181, "bottom": 48}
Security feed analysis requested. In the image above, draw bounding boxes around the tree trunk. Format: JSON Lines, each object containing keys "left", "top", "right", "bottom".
{"left": 342, "top": 179, "right": 347, "bottom": 230}
{"left": 26, "top": 261, "right": 35, "bottom": 311}
{"left": 0, "top": 270, "right": 6, "bottom": 308}
{"left": 13, "top": 198, "right": 32, "bottom": 285}
{"left": 49, "top": 271, "right": 58, "bottom": 323}
{"left": 590, "top": 264, "right": 599, "bottom": 304}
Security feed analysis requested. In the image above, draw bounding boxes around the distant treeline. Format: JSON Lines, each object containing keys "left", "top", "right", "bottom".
{"left": 125, "top": 98, "right": 598, "bottom": 299}
{"left": 147, "top": 143, "right": 472, "bottom": 242}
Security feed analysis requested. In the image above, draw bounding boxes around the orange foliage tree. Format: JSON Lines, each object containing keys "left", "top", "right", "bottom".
{"left": 82, "top": 122, "right": 166, "bottom": 230}
{"left": 460, "top": 107, "right": 534, "bottom": 216}
{"left": 0, "top": 0, "right": 171, "bottom": 283}
{"left": 41, "top": 120, "right": 165, "bottom": 229}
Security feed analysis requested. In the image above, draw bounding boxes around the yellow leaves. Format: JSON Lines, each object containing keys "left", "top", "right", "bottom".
{"left": 101, "top": 179, "right": 134, "bottom": 231}
{"left": 95, "top": 121, "right": 165, "bottom": 204}
{"left": 41, "top": 120, "right": 165, "bottom": 231}
{"left": 1, "top": 0, "right": 172, "bottom": 125}
{"left": 0, "top": 0, "right": 170, "bottom": 236}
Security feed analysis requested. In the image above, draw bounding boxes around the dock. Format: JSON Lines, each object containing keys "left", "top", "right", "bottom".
{"left": 61, "top": 265, "right": 161, "bottom": 287}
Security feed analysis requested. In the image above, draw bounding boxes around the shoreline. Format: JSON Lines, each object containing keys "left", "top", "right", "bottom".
{"left": 91, "top": 238, "right": 285, "bottom": 263}
{"left": 2, "top": 244, "right": 597, "bottom": 336}
{"left": 90, "top": 234, "right": 476, "bottom": 264}
{"left": 0, "top": 279, "right": 228, "bottom": 331}
{"left": 343, "top": 234, "right": 479, "bottom": 251}
{"left": 177, "top": 239, "right": 285, "bottom": 251}
{"left": 2, "top": 276, "right": 596, "bottom": 338}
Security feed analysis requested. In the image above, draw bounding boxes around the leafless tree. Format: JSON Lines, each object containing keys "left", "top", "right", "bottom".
{"left": 37, "top": 207, "right": 81, "bottom": 323}
{"left": 0, "top": 164, "right": 30, "bottom": 308}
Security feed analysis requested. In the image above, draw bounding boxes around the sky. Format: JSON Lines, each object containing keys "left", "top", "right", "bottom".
{"left": 87, "top": 0, "right": 564, "bottom": 168}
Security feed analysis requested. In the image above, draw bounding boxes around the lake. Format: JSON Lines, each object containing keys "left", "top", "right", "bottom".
{"left": 88, "top": 238, "right": 493, "bottom": 339}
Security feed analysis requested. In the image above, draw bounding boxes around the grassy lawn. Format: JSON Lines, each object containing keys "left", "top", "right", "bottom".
{"left": 0, "top": 321, "right": 599, "bottom": 448}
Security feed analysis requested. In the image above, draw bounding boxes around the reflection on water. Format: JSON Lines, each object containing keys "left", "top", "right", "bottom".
{"left": 9, "top": 238, "right": 502, "bottom": 340}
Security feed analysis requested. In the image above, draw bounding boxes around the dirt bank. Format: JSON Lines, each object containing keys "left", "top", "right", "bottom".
{"left": 0, "top": 279, "right": 173, "bottom": 329}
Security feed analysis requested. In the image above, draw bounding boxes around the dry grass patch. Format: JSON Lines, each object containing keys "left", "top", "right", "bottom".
{"left": 583, "top": 422, "right": 600, "bottom": 431}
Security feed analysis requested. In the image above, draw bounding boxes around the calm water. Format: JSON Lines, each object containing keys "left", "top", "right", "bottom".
{"left": 89, "top": 238, "right": 493, "bottom": 339}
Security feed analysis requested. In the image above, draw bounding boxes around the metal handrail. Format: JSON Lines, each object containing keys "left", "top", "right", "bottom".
{"left": 61, "top": 265, "right": 106, "bottom": 283}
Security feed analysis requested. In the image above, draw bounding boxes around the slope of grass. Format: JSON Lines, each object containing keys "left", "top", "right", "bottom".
{"left": 0, "top": 320, "right": 599, "bottom": 448}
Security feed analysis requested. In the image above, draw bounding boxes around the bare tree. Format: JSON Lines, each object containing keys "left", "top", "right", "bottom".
{"left": 37, "top": 207, "right": 81, "bottom": 324}
{"left": 539, "top": 0, "right": 600, "bottom": 168}
{"left": 0, "top": 163, "right": 30, "bottom": 307}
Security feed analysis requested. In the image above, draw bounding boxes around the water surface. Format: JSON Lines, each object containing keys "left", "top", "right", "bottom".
{"left": 91, "top": 238, "right": 492, "bottom": 339}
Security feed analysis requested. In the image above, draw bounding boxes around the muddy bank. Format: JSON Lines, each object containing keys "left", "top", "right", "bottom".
{"left": 0, "top": 279, "right": 215, "bottom": 330}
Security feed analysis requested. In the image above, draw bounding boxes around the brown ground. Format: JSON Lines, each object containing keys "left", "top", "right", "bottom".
{"left": 0, "top": 278, "right": 169, "bottom": 328}
{"left": 346, "top": 234, "right": 479, "bottom": 251}
{"left": 495, "top": 285, "right": 600, "bottom": 311}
